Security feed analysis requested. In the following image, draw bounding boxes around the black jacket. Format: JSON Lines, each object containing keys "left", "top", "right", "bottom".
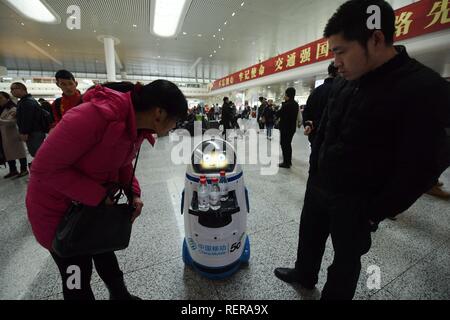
{"left": 16, "top": 94, "right": 42, "bottom": 134}
{"left": 277, "top": 99, "right": 299, "bottom": 134}
{"left": 310, "top": 46, "right": 450, "bottom": 223}
{"left": 303, "top": 77, "right": 335, "bottom": 142}
{"left": 262, "top": 105, "right": 276, "bottom": 125}
{"left": 221, "top": 102, "right": 233, "bottom": 127}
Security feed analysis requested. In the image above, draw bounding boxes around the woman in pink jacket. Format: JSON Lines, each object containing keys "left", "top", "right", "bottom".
{"left": 26, "top": 80, "right": 187, "bottom": 300}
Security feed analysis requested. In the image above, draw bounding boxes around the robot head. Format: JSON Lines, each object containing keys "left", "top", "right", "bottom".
{"left": 192, "top": 138, "right": 237, "bottom": 174}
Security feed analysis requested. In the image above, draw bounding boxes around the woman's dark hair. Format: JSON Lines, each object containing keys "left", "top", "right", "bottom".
{"left": 324, "top": 0, "right": 396, "bottom": 47}
{"left": 0, "top": 91, "right": 11, "bottom": 100}
{"left": 101, "top": 80, "right": 188, "bottom": 121}
{"left": 0, "top": 91, "right": 15, "bottom": 109}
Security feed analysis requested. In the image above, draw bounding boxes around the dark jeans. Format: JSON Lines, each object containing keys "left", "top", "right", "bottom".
{"left": 50, "top": 251, "right": 124, "bottom": 300}
{"left": 266, "top": 124, "right": 274, "bottom": 138}
{"left": 8, "top": 158, "right": 27, "bottom": 173}
{"left": 280, "top": 130, "right": 295, "bottom": 165}
{"left": 295, "top": 178, "right": 372, "bottom": 300}
{"left": 26, "top": 131, "right": 46, "bottom": 157}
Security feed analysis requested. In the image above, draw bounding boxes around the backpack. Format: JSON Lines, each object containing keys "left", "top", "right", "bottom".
{"left": 38, "top": 107, "right": 52, "bottom": 133}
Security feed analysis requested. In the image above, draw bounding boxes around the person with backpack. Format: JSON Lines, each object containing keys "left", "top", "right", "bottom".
{"left": 51, "top": 70, "right": 83, "bottom": 126}
{"left": 26, "top": 80, "right": 188, "bottom": 300}
{"left": 0, "top": 92, "right": 28, "bottom": 178}
{"left": 10, "top": 82, "right": 46, "bottom": 159}
{"left": 274, "top": 0, "right": 450, "bottom": 300}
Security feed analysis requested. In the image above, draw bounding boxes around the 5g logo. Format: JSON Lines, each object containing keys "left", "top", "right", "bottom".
{"left": 366, "top": 265, "right": 381, "bottom": 290}
{"left": 66, "top": 5, "right": 81, "bottom": 30}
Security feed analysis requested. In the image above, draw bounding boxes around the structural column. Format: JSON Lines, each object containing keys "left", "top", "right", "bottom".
{"left": 104, "top": 37, "right": 116, "bottom": 82}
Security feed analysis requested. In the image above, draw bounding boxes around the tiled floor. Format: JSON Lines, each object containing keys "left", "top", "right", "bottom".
{"left": 1, "top": 129, "right": 449, "bottom": 300}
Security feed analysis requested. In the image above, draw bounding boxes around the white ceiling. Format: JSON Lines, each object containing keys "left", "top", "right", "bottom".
{"left": 0, "top": 0, "right": 447, "bottom": 81}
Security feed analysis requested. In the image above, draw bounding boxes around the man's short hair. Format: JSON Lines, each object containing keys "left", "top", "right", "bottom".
{"left": 324, "top": 0, "right": 396, "bottom": 47}
{"left": 55, "top": 69, "right": 76, "bottom": 82}
{"left": 223, "top": 97, "right": 229, "bottom": 102}
{"left": 11, "top": 82, "right": 27, "bottom": 91}
{"left": 285, "top": 87, "right": 296, "bottom": 99}
{"left": 259, "top": 97, "right": 265, "bottom": 102}
{"left": 328, "top": 62, "right": 339, "bottom": 78}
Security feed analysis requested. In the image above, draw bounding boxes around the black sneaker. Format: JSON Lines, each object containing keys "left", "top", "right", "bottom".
{"left": 4, "top": 172, "right": 19, "bottom": 179}
{"left": 274, "top": 268, "right": 315, "bottom": 289}
{"left": 279, "top": 163, "right": 291, "bottom": 169}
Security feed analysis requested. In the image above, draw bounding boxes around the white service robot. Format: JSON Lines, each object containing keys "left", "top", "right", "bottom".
{"left": 181, "top": 138, "right": 250, "bottom": 280}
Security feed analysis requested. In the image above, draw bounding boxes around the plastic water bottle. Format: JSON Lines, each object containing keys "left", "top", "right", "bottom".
{"left": 209, "top": 178, "right": 221, "bottom": 211}
{"left": 198, "top": 177, "right": 210, "bottom": 212}
{"left": 219, "top": 170, "right": 229, "bottom": 202}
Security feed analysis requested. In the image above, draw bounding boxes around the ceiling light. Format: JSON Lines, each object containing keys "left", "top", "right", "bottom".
{"left": 218, "top": 28, "right": 221, "bottom": 32}
{"left": 133, "top": 24, "right": 137, "bottom": 28}
{"left": 183, "top": 32, "right": 187, "bottom": 35}
{"left": 241, "top": 2, "right": 245, "bottom": 6}
{"left": 209, "top": 54, "right": 213, "bottom": 58}
{"left": 151, "top": 0, "right": 192, "bottom": 38}
{"left": 4, "top": 0, "right": 60, "bottom": 24}
{"left": 218, "top": 45, "right": 221, "bottom": 49}
{"left": 232, "top": 12, "right": 236, "bottom": 17}
{"left": 21, "top": 22, "right": 25, "bottom": 26}
{"left": 222, "top": 37, "right": 225, "bottom": 41}
{"left": 198, "top": 34, "right": 202, "bottom": 37}
{"left": 224, "top": 21, "right": 227, "bottom": 25}
{"left": 213, "top": 35, "right": 216, "bottom": 38}
{"left": 214, "top": 50, "right": 217, "bottom": 53}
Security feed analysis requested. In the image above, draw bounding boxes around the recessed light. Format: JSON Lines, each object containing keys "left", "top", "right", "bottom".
{"left": 158, "top": 56, "right": 161, "bottom": 58}
{"left": 47, "top": 44, "right": 51, "bottom": 47}
{"left": 241, "top": 2, "right": 245, "bottom": 6}
{"left": 198, "top": 34, "right": 202, "bottom": 37}
{"left": 93, "top": 30, "right": 97, "bottom": 33}
{"left": 209, "top": 54, "right": 213, "bottom": 57}
{"left": 214, "top": 50, "right": 216, "bottom": 53}
{"left": 133, "top": 24, "right": 137, "bottom": 28}
{"left": 21, "top": 22, "right": 25, "bottom": 26}
{"left": 183, "top": 32, "right": 187, "bottom": 35}
{"left": 213, "top": 35, "right": 216, "bottom": 38}
{"left": 224, "top": 21, "right": 227, "bottom": 25}
{"left": 218, "top": 45, "right": 221, "bottom": 49}
{"left": 218, "top": 28, "right": 221, "bottom": 32}
{"left": 222, "top": 37, "right": 225, "bottom": 41}
{"left": 232, "top": 12, "right": 236, "bottom": 17}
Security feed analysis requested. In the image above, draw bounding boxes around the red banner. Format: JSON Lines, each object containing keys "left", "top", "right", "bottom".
{"left": 212, "top": 0, "right": 450, "bottom": 91}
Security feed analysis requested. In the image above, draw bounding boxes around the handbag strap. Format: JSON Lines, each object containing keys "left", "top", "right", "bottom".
{"left": 126, "top": 146, "right": 141, "bottom": 200}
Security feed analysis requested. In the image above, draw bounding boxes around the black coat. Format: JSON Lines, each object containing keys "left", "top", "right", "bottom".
{"left": 310, "top": 46, "right": 450, "bottom": 223}
{"left": 221, "top": 102, "right": 233, "bottom": 127}
{"left": 262, "top": 105, "right": 276, "bottom": 125}
{"left": 16, "top": 94, "right": 42, "bottom": 134}
{"left": 277, "top": 99, "right": 299, "bottom": 134}
{"left": 303, "top": 77, "right": 335, "bottom": 142}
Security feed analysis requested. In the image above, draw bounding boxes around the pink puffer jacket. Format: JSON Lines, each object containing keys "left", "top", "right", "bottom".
{"left": 26, "top": 85, "right": 155, "bottom": 250}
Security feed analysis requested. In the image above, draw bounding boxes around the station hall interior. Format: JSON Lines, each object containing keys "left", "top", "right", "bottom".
{"left": 0, "top": 0, "right": 449, "bottom": 301}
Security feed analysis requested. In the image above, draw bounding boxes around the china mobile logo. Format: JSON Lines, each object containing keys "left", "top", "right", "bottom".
{"left": 170, "top": 123, "right": 281, "bottom": 176}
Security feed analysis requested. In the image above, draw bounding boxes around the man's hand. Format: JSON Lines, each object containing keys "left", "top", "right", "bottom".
{"left": 131, "top": 196, "right": 144, "bottom": 223}
{"left": 19, "top": 134, "right": 28, "bottom": 142}
{"left": 304, "top": 126, "right": 313, "bottom": 136}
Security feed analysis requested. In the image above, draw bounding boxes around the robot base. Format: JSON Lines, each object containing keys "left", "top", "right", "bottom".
{"left": 182, "top": 236, "right": 250, "bottom": 280}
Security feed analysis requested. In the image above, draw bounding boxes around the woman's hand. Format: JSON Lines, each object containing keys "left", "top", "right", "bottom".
{"left": 131, "top": 196, "right": 144, "bottom": 223}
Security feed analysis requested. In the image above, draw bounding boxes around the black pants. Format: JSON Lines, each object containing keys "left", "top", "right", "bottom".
{"left": 280, "top": 130, "right": 295, "bottom": 165}
{"left": 8, "top": 158, "right": 27, "bottom": 173}
{"left": 26, "top": 131, "right": 46, "bottom": 157}
{"left": 50, "top": 251, "right": 123, "bottom": 300}
{"left": 295, "top": 178, "right": 372, "bottom": 300}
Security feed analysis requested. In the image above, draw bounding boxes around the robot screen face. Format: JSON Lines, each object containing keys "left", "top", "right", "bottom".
{"left": 201, "top": 152, "right": 228, "bottom": 170}
{"left": 192, "top": 139, "right": 236, "bottom": 174}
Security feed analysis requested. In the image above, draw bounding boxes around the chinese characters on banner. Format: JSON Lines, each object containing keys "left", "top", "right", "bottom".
{"left": 212, "top": 0, "right": 450, "bottom": 91}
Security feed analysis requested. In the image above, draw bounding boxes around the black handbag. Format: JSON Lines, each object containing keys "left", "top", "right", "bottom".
{"left": 52, "top": 148, "right": 141, "bottom": 258}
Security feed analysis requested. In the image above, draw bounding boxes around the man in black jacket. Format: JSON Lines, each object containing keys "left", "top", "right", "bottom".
{"left": 221, "top": 97, "right": 233, "bottom": 138}
{"left": 11, "top": 83, "right": 46, "bottom": 158}
{"left": 303, "top": 62, "right": 338, "bottom": 144}
{"left": 274, "top": 0, "right": 450, "bottom": 300}
{"left": 277, "top": 88, "right": 299, "bottom": 168}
